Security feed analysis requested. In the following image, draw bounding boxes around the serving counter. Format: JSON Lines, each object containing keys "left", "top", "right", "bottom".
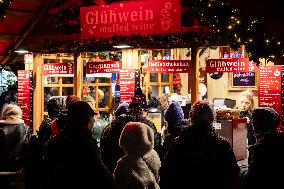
{"left": 214, "top": 118, "right": 247, "bottom": 160}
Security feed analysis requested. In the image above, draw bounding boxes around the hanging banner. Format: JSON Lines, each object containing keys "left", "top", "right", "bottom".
{"left": 42, "top": 63, "right": 73, "bottom": 76}
{"left": 258, "top": 66, "right": 282, "bottom": 130}
{"left": 119, "top": 69, "right": 135, "bottom": 103}
{"left": 80, "top": 0, "right": 181, "bottom": 39}
{"left": 206, "top": 58, "right": 258, "bottom": 73}
{"left": 148, "top": 60, "right": 191, "bottom": 73}
{"left": 18, "top": 70, "right": 33, "bottom": 128}
{"left": 86, "top": 61, "right": 121, "bottom": 76}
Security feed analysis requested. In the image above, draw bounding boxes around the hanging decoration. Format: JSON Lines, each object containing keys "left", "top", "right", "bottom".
{"left": 173, "top": 73, "right": 182, "bottom": 94}
{"left": 41, "top": 0, "right": 284, "bottom": 64}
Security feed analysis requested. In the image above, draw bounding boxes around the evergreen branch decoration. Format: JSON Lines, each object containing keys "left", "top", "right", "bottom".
{"left": 42, "top": 0, "right": 284, "bottom": 64}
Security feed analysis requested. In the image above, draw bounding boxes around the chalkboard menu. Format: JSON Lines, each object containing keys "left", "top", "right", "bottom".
{"left": 229, "top": 72, "right": 257, "bottom": 91}
{"left": 233, "top": 72, "right": 255, "bottom": 86}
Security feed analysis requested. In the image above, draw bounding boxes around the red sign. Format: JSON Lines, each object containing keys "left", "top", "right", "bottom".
{"left": 80, "top": 0, "right": 181, "bottom": 39}
{"left": 17, "top": 70, "right": 32, "bottom": 128}
{"left": 86, "top": 61, "right": 121, "bottom": 74}
{"left": 148, "top": 60, "right": 191, "bottom": 73}
{"left": 119, "top": 69, "right": 135, "bottom": 103}
{"left": 258, "top": 66, "right": 282, "bottom": 129}
{"left": 42, "top": 63, "right": 73, "bottom": 76}
{"left": 206, "top": 58, "right": 257, "bottom": 73}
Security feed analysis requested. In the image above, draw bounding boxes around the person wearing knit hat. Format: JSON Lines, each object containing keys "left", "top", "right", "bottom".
{"left": 160, "top": 100, "right": 240, "bottom": 189}
{"left": 128, "top": 87, "right": 148, "bottom": 113}
{"left": 161, "top": 101, "right": 189, "bottom": 159}
{"left": 243, "top": 107, "right": 284, "bottom": 188}
{"left": 100, "top": 100, "right": 161, "bottom": 173}
{"left": 114, "top": 102, "right": 129, "bottom": 117}
{"left": 66, "top": 95, "right": 80, "bottom": 110}
{"left": 114, "top": 122, "right": 161, "bottom": 189}
{"left": 40, "top": 101, "right": 114, "bottom": 189}
{"left": 0, "top": 104, "right": 30, "bottom": 188}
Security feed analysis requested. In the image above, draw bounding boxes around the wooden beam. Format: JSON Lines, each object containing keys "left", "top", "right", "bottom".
{"left": 33, "top": 54, "right": 43, "bottom": 134}
{"left": 190, "top": 47, "right": 201, "bottom": 104}
{"left": 74, "top": 53, "right": 82, "bottom": 98}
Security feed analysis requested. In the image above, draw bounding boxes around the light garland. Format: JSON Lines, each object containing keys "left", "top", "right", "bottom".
{"left": 40, "top": 0, "right": 284, "bottom": 64}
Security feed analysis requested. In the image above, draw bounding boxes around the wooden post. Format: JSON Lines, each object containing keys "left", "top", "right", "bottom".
{"left": 73, "top": 53, "right": 82, "bottom": 98}
{"left": 190, "top": 47, "right": 201, "bottom": 104}
{"left": 33, "top": 54, "right": 43, "bottom": 134}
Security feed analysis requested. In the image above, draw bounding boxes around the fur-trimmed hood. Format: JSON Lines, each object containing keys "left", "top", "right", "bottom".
{"left": 119, "top": 122, "right": 154, "bottom": 155}
{"left": 0, "top": 104, "right": 24, "bottom": 125}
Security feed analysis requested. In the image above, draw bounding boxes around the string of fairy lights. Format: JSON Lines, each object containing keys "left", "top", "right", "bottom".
{"left": 0, "top": 0, "right": 13, "bottom": 20}
{"left": 1, "top": 0, "right": 283, "bottom": 63}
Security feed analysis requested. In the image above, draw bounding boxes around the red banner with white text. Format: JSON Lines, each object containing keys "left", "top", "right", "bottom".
{"left": 148, "top": 60, "right": 191, "bottom": 73}
{"left": 206, "top": 58, "right": 258, "bottom": 73}
{"left": 80, "top": 0, "right": 181, "bottom": 39}
{"left": 17, "top": 70, "right": 33, "bottom": 128}
{"left": 258, "top": 66, "right": 282, "bottom": 130}
{"left": 42, "top": 63, "right": 73, "bottom": 76}
{"left": 119, "top": 69, "right": 135, "bottom": 103}
{"left": 86, "top": 61, "right": 121, "bottom": 74}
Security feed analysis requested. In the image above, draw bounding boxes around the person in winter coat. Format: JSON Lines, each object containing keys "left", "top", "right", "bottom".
{"left": 113, "top": 122, "right": 161, "bottom": 189}
{"left": 0, "top": 104, "right": 30, "bottom": 189}
{"left": 37, "top": 96, "right": 66, "bottom": 148}
{"left": 160, "top": 101, "right": 189, "bottom": 160}
{"left": 100, "top": 89, "right": 161, "bottom": 173}
{"left": 40, "top": 101, "right": 113, "bottom": 189}
{"left": 100, "top": 102, "right": 130, "bottom": 172}
{"left": 160, "top": 100, "right": 241, "bottom": 189}
{"left": 243, "top": 107, "right": 284, "bottom": 188}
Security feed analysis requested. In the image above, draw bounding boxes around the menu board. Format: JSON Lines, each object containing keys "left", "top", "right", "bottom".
{"left": 119, "top": 69, "right": 135, "bottom": 103}
{"left": 17, "top": 70, "right": 33, "bottom": 128}
{"left": 258, "top": 66, "right": 282, "bottom": 129}
{"left": 233, "top": 72, "right": 256, "bottom": 87}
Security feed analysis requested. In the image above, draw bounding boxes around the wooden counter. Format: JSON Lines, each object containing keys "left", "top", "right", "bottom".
{"left": 214, "top": 118, "right": 247, "bottom": 160}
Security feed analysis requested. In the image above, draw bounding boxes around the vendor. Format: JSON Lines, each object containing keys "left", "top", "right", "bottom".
{"left": 237, "top": 90, "right": 256, "bottom": 146}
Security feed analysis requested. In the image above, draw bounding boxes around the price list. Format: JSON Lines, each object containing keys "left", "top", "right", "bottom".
{"left": 17, "top": 70, "right": 33, "bottom": 128}
{"left": 258, "top": 66, "right": 282, "bottom": 127}
{"left": 119, "top": 69, "right": 135, "bottom": 103}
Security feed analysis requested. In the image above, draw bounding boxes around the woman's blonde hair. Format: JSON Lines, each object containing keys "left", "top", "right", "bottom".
{"left": 239, "top": 90, "right": 254, "bottom": 112}
{"left": 157, "top": 93, "right": 170, "bottom": 104}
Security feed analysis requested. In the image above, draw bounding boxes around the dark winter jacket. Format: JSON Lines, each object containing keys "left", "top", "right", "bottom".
{"left": 100, "top": 114, "right": 161, "bottom": 173}
{"left": 0, "top": 122, "right": 29, "bottom": 171}
{"left": 246, "top": 131, "right": 284, "bottom": 188}
{"left": 160, "top": 125, "right": 240, "bottom": 189}
{"left": 40, "top": 127, "right": 113, "bottom": 189}
{"left": 240, "top": 111, "right": 255, "bottom": 146}
{"left": 161, "top": 102, "right": 189, "bottom": 160}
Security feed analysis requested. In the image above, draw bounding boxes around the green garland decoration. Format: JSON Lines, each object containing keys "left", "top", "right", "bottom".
{"left": 42, "top": 0, "right": 284, "bottom": 64}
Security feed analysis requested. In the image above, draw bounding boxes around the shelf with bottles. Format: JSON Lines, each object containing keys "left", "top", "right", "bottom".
{"left": 220, "top": 46, "right": 246, "bottom": 59}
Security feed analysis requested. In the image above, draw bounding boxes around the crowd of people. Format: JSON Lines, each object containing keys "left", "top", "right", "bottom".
{"left": 0, "top": 88, "right": 284, "bottom": 189}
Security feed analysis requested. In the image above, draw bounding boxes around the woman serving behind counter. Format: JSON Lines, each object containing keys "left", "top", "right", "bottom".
{"left": 237, "top": 90, "right": 256, "bottom": 146}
